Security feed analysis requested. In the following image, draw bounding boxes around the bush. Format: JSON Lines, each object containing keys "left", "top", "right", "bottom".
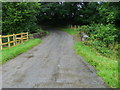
{"left": 77, "top": 24, "right": 118, "bottom": 58}
{"left": 77, "top": 25, "right": 90, "bottom": 34}
{"left": 89, "top": 24, "right": 117, "bottom": 47}
{"left": 78, "top": 24, "right": 118, "bottom": 48}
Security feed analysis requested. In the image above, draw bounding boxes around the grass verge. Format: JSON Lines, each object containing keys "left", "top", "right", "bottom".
{"left": 63, "top": 28, "right": 118, "bottom": 88}
{"left": 0, "top": 39, "right": 41, "bottom": 64}
{"left": 63, "top": 28, "right": 78, "bottom": 35}
{"left": 74, "top": 42, "right": 118, "bottom": 88}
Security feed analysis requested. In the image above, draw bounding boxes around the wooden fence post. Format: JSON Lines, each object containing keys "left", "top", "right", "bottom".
{"left": 13, "top": 34, "right": 16, "bottom": 46}
{"left": 8, "top": 36, "right": 10, "bottom": 48}
{"left": 27, "top": 32, "right": 28, "bottom": 40}
{"left": 21, "top": 33, "right": 23, "bottom": 43}
{"left": 0, "top": 35, "right": 2, "bottom": 50}
{"left": 14, "top": 34, "right": 17, "bottom": 45}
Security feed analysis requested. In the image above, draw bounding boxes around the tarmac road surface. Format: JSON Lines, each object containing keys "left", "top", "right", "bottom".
{"left": 2, "top": 29, "right": 107, "bottom": 88}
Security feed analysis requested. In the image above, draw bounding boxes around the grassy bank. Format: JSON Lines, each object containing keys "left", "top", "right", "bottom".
{"left": 0, "top": 39, "right": 41, "bottom": 64}
{"left": 74, "top": 42, "right": 118, "bottom": 88}
{"left": 63, "top": 28, "right": 118, "bottom": 88}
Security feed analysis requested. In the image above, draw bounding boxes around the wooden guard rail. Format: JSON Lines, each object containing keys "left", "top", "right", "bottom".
{"left": 0, "top": 32, "right": 28, "bottom": 50}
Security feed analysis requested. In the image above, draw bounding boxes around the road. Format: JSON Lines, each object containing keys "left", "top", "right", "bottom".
{"left": 2, "top": 29, "right": 107, "bottom": 88}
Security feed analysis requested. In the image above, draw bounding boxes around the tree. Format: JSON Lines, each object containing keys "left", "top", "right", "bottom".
{"left": 2, "top": 2, "right": 40, "bottom": 35}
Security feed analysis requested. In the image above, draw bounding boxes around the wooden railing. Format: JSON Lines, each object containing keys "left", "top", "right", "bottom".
{"left": 0, "top": 32, "right": 28, "bottom": 50}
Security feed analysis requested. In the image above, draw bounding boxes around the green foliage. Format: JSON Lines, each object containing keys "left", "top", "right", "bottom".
{"left": 97, "top": 2, "right": 120, "bottom": 25}
{"left": 79, "top": 2, "right": 100, "bottom": 25}
{"left": 78, "top": 24, "right": 118, "bottom": 47}
{"left": 37, "top": 2, "right": 120, "bottom": 28}
{"left": 95, "top": 3, "right": 120, "bottom": 43}
{"left": 77, "top": 25, "right": 90, "bottom": 33}
{"left": 77, "top": 24, "right": 118, "bottom": 58}
{"left": 37, "top": 2, "right": 88, "bottom": 26}
{"left": 2, "top": 2, "right": 40, "bottom": 35}
{"left": 90, "top": 24, "right": 117, "bottom": 46}
{"left": 74, "top": 42, "right": 118, "bottom": 88}
{"left": 0, "top": 39, "right": 41, "bottom": 64}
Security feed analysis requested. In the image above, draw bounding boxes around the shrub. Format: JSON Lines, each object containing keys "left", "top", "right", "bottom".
{"left": 78, "top": 24, "right": 118, "bottom": 48}
{"left": 77, "top": 24, "right": 118, "bottom": 58}
{"left": 89, "top": 24, "right": 117, "bottom": 47}
{"left": 77, "top": 25, "right": 90, "bottom": 34}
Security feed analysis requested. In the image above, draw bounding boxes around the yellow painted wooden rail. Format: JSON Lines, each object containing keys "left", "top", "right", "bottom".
{"left": 0, "top": 32, "right": 28, "bottom": 50}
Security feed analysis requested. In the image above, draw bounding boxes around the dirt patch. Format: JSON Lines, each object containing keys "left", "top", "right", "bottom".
{"left": 73, "top": 34, "right": 81, "bottom": 41}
